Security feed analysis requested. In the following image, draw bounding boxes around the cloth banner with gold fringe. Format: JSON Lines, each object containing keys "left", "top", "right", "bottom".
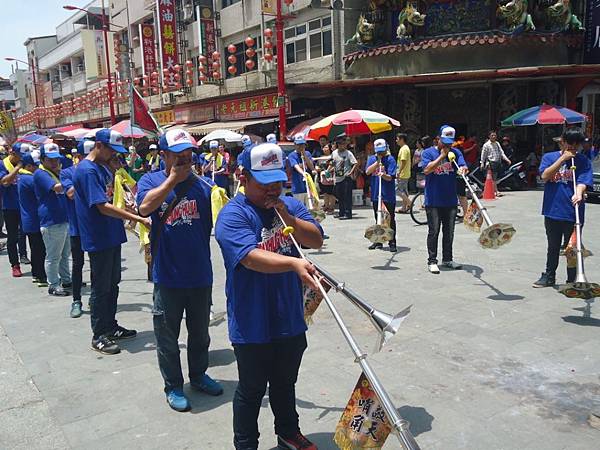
{"left": 564, "top": 229, "right": 592, "bottom": 268}
{"left": 112, "top": 168, "right": 137, "bottom": 210}
{"left": 302, "top": 278, "right": 332, "bottom": 324}
{"left": 463, "top": 199, "right": 483, "bottom": 232}
{"left": 305, "top": 172, "right": 320, "bottom": 203}
{"left": 334, "top": 373, "right": 392, "bottom": 450}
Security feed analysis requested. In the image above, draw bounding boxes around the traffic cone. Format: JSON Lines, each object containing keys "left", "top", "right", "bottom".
{"left": 482, "top": 168, "right": 496, "bottom": 200}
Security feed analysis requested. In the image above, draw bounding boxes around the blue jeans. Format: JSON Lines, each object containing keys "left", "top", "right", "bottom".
{"left": 40, "top": 223, "right": 71, "bottom": 289}
{"left": 89, "top": 245, "right": 121, "bottom": 339}
{"left": 233, "top": 333, "right": 307, "bottom": 450}
{"left": 152, "top": 285, "right": 212, "bottom": 392}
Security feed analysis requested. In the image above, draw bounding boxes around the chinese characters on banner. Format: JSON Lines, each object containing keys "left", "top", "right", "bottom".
{"left": 216, "top": 93, "right": 291, "bottom": 120}
{"left": 197, "top": 5, "right": 218, "bottom": 81}
{"left": 157, "top": 0, "right": 179, "bottom": 87}
{"left": 154, "top": 109, "right": 175, "bottom": 126}
{"left": 140, "top": 23, "right": 157, "bottom": 76}
{"left": 334, "top": 373, "right": 392, "bottom": 450}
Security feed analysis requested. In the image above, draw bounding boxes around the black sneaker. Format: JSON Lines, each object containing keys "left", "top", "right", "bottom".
{"left": 20, "top": 255, "right": 31, "bottom": 265}
{"left": 48, "top": 287, "right": 69, "bottom": 297}
{"left": 62, "top": 282, "right": 72, "bottom": 289}
{"left": 532, "top": 272, "right": 555, "bottom": 288}
{"left": 107, "top": 326, "right": 137, "bottom": 340}
{"left": 277, "top": 432, "right": 317, "bottom": 450}
{"left": 91, "top": 336, "right": 120, "bottom": 355}
{"left": 389, "top": 243, "right": 397, "bottom": 253}
{"left": 368, "top": 242, "right": 383, "bottom": 250}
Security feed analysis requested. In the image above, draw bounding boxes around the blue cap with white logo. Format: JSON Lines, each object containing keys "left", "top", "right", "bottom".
{"left": 76, "top": 139, "right": 95, "bottom": 156}
{"left": 159, "top": 128, "right": 198, "bottom": 153}
{"left": 40, "top": 143, "right": 61, "bottom": 159}
{"left": 294, "top": 133, "right": 306, "bottom": 145}
{"left": 240, "top": 143, "right": 288, "bottom": 185}
{"left": 95, "top": 128, "right": 128, "bottom": 154}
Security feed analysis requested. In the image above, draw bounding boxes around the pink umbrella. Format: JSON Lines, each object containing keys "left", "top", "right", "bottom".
{"left": 110, "top": 120, "right": 148, "bottom": 138}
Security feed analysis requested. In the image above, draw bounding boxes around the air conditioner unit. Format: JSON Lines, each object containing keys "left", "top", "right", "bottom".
{"left": 162, "top": 93, "right": 172, "bottom": 104}
{"left": 60, "top": 64, "right": 70, "bottom": 72}
{"left": 172, "top": 90, "right": 185, "bottom": 97}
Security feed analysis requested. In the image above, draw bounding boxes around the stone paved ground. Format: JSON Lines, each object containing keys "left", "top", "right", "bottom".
{"left": 0, "top": 190, "right": 599, "bottom": 450}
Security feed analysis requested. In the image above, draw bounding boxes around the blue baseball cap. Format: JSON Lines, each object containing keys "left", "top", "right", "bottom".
{"left": 374, "top": 138, "right": 387, "bottom": 153}
{"left": 266, "top": 133, "right": 277, "bottom": 144}
{"left": 209, "top": 140, "right": 219, "bottom": 149}
{"left": 241, "top": 135, "right": 252, "bottom": 148}
{"left": 11, "top": 142, "right": 32, "bottom": 156}
{"left": 294, "top": 133, "right": 306, "bottom": 145}
{"left": 240, "top": 143, "right": 288, "bottom": 185}
{"left": 159, "top": 128, "right": 198, "bottom": 153}
{"left": 40, "top": 143, "right": 61, "bottom": 159}
{"left": 439, "top": 125, "right": 456, "bottom": 145}
{"left": 76, "top": 139, "right": 95, "bottom": 156}
{"left": 95, "top": 128, "right": 128, "bottom": 154}
{"left": 21, "top": 153, "right": 39, "bottom": 166}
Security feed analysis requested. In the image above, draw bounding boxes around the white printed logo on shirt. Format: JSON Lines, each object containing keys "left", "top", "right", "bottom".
{"left": 256, "top": 216, "right": 293, "bottom": 255}
{"left": 162, "top": 197, "right": 199, "bottom": 226}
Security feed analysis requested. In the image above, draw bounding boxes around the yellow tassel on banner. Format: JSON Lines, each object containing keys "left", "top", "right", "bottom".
{"left": 210, "top": 185, "right": 229, "bottom": 226}
{"left": 305, "top": 173, "right": 320, "bottom": 203}
{"left": 334, "top": 373, "right": 392, "bottom": 450}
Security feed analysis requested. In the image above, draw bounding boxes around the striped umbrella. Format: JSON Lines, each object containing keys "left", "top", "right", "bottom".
{"left": 307, "top": 109, "right": 400, "bottom": 140}
{"left": 501, "top": 104, "right": 586, "bottom": 127}
{"left": 110, "top": 120, "right": 148, "bottom": 138}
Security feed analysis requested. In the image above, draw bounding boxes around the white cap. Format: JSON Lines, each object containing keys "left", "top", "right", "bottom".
{"left": 149, "top": 144, "right": 158, "bottom": 150}
{"left": 266, "top": 133, "right": 277, "bottom": 144}
{"left": 159, "top": 129, "right": 198, "bottom": 153}
{"left": 209, "top": 140, "right": 219, "bottom": 149}
{"left": 129, "top": 145, "right": 136, "bottom": 152}
{"left": 374, "top": 138, "right": 387, "bottom": 153}
{"left": 439, "top": 125, "right": 456, "bottom": 145}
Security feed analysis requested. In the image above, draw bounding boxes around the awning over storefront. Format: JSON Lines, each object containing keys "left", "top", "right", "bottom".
{"left": 185, "top": 117, "right": 278, "bottom": 135}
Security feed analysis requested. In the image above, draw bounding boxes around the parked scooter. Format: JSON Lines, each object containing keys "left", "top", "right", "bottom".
{"left": 468, "top": 161, "right": 527, "bottom": 191}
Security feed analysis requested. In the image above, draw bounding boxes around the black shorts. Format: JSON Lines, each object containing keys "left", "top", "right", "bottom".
{"left": 319, "top": 183, "right": 334, "bottom": 195}
{"left": 456, "top": 177, "right": 466, "bottom": 197}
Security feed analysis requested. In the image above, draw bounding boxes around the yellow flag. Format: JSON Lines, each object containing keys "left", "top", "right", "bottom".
{"left": 334, "top": 373, "right": 392, "bottom": 450}
{"left": 305, "top": 173, "right": 320, "bottom": 202}
{"left": 113, "top": 168, "right": 137, "bottom": 209}
{"left": 210, "top": 185, "right": 229, "bottom": 226}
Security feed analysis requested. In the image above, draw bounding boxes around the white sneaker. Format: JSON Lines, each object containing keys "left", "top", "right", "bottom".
{"left": 442, "top": 261, "right": 463, "bottom": 270}
{"left": 428, "top": 263, "right": 440, "bottom": 274}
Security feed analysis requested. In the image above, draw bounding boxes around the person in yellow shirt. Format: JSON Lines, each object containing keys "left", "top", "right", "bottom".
{"left": 395, "top": 133, "right": 411, "bottom": 213}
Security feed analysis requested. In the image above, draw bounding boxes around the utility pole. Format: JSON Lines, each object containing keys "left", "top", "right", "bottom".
{"left": 275, "top": 0, "right": 287, "bottom": 138}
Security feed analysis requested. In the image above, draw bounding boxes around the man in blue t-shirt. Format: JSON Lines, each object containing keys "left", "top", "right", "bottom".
{"left": 533, "top": 129, "right": 593, "bottom": 288}
{"left": 17, "top": 152, "right": 46, "bottom": 286}
{"left": 33, "top": 144, "right": 71, "bottom": 297}
{"left": 60, "top": 139, "right": 95, "bottom": 318}
{"left": 215, "top": 142, "right": 323, "bottom": 450}
{"left": 202, "top": 140, "right": 228, "bottom": 190}
{"left": 365, "top": 138, "right": 397, "bottom": 252}
{"left": 137, "top": 129, "right": 223, "bottom": 412}
{"left": 0, "top": 142, "right": 29, "bottom": 277}
{"left": 421, "top": 125, "right": 468, "bottom": 274}
{"left": 74, "top": 129, "right": 150, "bottom": 355}
{"left": 287, "top": 133, "right": 315, "bottom": 207}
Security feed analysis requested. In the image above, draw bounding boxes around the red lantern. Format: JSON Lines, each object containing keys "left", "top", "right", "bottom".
{"left": 228, "top": 65, "right": 237, "bottom": 75}
{"left": 264, "top": 28, "right": 273, "bottom": 38}
{"left": 198, "top": 64, "right": 206, "bottom": 73}
{"left": 199, "top": 55, "right": 207, "bottom": 64}
{"left": 212, "top": 71, "right": 221, "bottom": 79}
{"left": 175, "top": 82, "right": 182, "bottom": 89}
{"left": 228, "top": 55, "right": 237, "bottom": 64}
{"left": 227, "top": 44, "right": 237, "bottom": 54}
{"left": 212, "top": 61, "right": 220, "bottom": 70}
{"left": 264, "top": 40, "right": 273, "bottom": 49}
{"left": 151, "top": 71, "right": 159, "bottom": 79}
{"left": 186, "top": 78, "right": 193, "bottom": 86}
{"left": 211, "top": 51, "right": 221, "bottom": 60}
{"left": 245, "top": 48, "right": 256, "bottom": 58}
{"left": 245, "top": 36, "right": 255, "bottom": 47}
{"left": 264, "top": 52, "right": 274, "bottom": 62}
{"left": 284, "top": 0, "right": 293, "bottom": 5}
{"left": 174, "top": 72, "right": 181, "bottom": 81}
{"left": 142, "top": 89, "right": 149, "bottom": 96}
{"left": 152, "top": 87, "right": 159, "bottom": 94}
{"left": 173, "top": 64, "right": 181, "bottom": 72}
{"left": 199, "top": 74, "right": 207, "bottom": 82}
{"left": 186, "top": 69, "right": 193, "bottom": 76}
{"left": 245, "top": 59, "right": 255, "bottom": 70}
{"left": 185, "top": 59, "right": 193, "bottom": 68}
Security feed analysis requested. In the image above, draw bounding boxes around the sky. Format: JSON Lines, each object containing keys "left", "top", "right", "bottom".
{"left": 0, "top": 0, "right": 92, "bottom": 79}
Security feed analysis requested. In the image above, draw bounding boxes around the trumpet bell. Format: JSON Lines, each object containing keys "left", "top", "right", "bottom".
{"left": 559, "top": 282, "right": 600, "bottom": 300}
{"left": 372, "top": 304, "right": 412, "bottom": 353}
{"left": 478, "top": 223, "right": 516, "bottom": 249}
{"left": 364, "top": 224, "right": 394, "bottom": 244}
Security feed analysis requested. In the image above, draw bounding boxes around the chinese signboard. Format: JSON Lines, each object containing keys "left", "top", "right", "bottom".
{"left": 157, "top": 0, "right": 179, "bottom": 86}
{"left": 154, "top": 109, "right": 175, "bottom": 126}
{"left": 174, "top": 104, "right": 215, "bottom": 124}
{"left": 81, "top": 29, "right": 115, "bottom": 81}
{"left": 215, "top": 93, "right": 290, "bottom": 120}
{"left": 334, "top": 373, "right": 392, "bottom": 450}
{"left": 197, "top": 6, "right": 217, "bottom": 57}
{"left": 140, "top": 23, "right": 158, "bottom": 76}
{"left": 584, "top": 0, "right": 600, "bottom": 64}
{"left": 261, "top": 0, "right": 276, "bottom": 15}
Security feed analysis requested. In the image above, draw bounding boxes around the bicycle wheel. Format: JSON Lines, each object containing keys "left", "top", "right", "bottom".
{"left": 410, "top": 192, "right": 427, "bottom": 225}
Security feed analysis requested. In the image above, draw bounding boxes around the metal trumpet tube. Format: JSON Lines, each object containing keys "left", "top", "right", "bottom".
{"left": 448, "top": 153, "right": 492, "bottom": 226}
{"left": 275, "top": 209, "right": 419, "bottom": 450}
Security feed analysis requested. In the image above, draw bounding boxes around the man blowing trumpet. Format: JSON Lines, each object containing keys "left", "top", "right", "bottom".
{"left": 215, "top": 143, "right": 323, "bottom": 450}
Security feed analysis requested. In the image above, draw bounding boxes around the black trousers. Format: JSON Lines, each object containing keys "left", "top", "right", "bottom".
{"left": 152, "top": 285, "right": 212, "bottom": 392}
{"left": 26, "top": 232, "right": 46, "bottom": 281}
{"left": 70, "top": 236, "right": 85, "bottom": 302}
{"left": 544, "top": 217, "right": 576, "bottom": 281}
{"left": 334, "top": 177, "right": 354, "bottom": 218}
{"left": 89, "top": 246, "right": 121, "bottom": 339}
{"left": 426, "top": 206, "right": 457, "bottom": 264}
{"left": 372, "top": 201, "right": 396, "bottom": 245}
{"left": 3, "top": 209, "right": 21, "bottom": 267}
{"left": 233, "top": 333, "right": 307, "bottom": 450}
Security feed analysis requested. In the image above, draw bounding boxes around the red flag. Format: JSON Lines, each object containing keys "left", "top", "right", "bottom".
{"left": 131, "top": 86, "right": 160, "bottom": 133}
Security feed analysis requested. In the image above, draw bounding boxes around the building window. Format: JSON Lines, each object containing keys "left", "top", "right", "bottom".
{"left": 222, "top": 0, "right": 241, "bottom": 8}
{"left": 284, "top": 17, "right": 331, "bottom": 65}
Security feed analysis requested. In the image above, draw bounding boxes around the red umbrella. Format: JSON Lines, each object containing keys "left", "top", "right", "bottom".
{"left": 286, "top": 117, "right": 323, "bottom": 141}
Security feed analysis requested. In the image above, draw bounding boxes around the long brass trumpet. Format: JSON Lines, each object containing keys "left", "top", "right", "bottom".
{"left": 559, "top": 158, "right": 600, "bottom": 302}
{"left": 274, "top": 209, "right": 419, "bottom": 450}
{"left": 448, "top": 152, "right": 516, "bottom": 249}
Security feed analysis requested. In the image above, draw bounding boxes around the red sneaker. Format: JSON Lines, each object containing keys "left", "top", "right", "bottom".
{"left": 277, "top": 432, "right": 317, "bottom": 450}
{"left": 12, "top": 265, "right": 22, "bottom": 277}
